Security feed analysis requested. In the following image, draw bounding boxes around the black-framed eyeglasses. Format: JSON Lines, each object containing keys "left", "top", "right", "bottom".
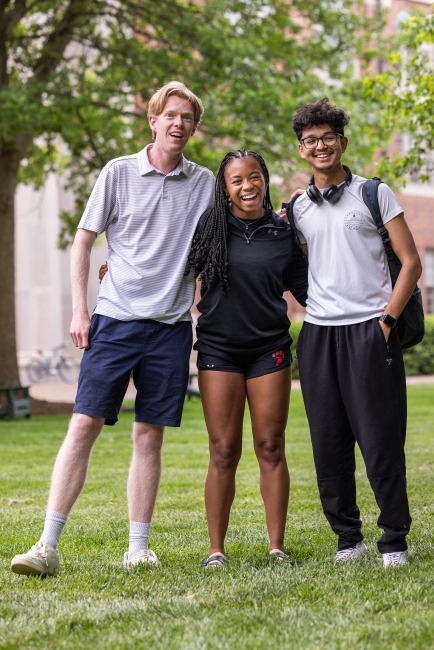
{"left": 299, "top": 132, "right": 343, "bottom": 149}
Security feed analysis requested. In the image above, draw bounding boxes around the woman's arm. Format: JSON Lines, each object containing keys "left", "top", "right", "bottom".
{"left": 282, "top": 237, "right": 309, "bottom": 307}
{"left": 99, "top": 262, "right": 108, "bottom": 282}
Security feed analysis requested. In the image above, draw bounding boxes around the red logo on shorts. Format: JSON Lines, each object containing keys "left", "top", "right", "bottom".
{"left": 272, "top": 350, "right": 285, "bottom": 366}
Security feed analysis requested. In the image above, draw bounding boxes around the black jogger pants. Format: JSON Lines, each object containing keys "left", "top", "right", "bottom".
{"left": 297, "top": 318, "right": 411, "bottom": 553}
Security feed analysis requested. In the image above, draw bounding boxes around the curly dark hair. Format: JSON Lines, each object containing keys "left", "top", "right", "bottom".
{"left": 292, "top": 98, "right": 350, "bottom": 141}
{"left": 186, "top": 149, "right": 273, "bottom": 292}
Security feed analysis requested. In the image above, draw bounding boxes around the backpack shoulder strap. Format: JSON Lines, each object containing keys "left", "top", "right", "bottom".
{"left": 362, "top": 178, "right": 396, "bottom": 264}
{"left": 283, "top": 195, "right": 308, "bottom": 263}
{"left": 362, "top": 178, "right": 383, "bottom": 225}
{"left": 362, "top": 177, "right": 401, "bottom": 283}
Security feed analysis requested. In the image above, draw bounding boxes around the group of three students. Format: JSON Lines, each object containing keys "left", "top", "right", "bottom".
{"left": 11, "top": 81, "right": 422, "bottom": 576}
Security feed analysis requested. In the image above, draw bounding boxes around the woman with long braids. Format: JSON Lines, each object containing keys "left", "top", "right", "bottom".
{"left": 99, "top": 149, "right": 307, "bottom": 566}
{"left": 186, "top": 149, "right": 308, "bottom": 567}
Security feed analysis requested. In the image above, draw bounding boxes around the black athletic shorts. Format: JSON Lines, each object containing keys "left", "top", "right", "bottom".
{"left": 196, "top": 342, "right": 292, "bottom": 380}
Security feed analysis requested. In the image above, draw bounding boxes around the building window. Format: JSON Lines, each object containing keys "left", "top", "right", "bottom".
{"left": 425, "top": 249, "right": 434, "bottom": 314}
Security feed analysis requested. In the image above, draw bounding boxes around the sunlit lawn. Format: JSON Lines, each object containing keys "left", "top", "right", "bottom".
{"left": 1, "top": 385, "right": 433, "bottom": 649}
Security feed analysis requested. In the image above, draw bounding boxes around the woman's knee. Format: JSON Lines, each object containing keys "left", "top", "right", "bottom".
{"left": 255, "top": 435, "right": 285, "bottom": 468}
{"left": 210, "top": 440, "right": 241, "bottom": 474}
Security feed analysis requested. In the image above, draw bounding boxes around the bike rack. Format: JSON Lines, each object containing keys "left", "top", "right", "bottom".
{"left": 0, "top": 385, "right": 31, "bottom": 420}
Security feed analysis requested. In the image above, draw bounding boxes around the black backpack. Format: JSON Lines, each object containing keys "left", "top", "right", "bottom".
{"left": 362, "top": 178, "right": 424, "bottom": 349}
{"left": 284, "top": 179, "right": 425, "bottom": 349}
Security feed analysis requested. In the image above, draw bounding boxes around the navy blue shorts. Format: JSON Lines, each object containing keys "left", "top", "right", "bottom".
{"left": 196, "top": 342, "right": 292, "bottom": 380}
{"left": 73, "top": 315, "right": 193, "bottom": 426}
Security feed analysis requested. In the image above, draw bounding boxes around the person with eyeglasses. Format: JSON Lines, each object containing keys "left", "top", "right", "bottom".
{"left": 286, "top": 97, "right": 422, "bottom": 567}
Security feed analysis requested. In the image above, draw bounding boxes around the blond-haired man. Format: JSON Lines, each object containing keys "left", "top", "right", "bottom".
{"left": 11, "top": 82, "right": 214, "bottom": 575}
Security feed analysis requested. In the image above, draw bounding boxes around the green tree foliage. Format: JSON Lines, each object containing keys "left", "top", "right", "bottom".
{"left": 363, "top": 9, "right": 434, "bottom": 186}
{"left": 403, "top": 314, "right": 434, "bottom": 375}
{"left": 0, "top": 0, "right": 382, "bottom": 385}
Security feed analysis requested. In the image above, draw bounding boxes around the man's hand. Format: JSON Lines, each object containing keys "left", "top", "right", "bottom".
{"left": 70, "top": 228, "right": 97, "bottom": 349}
{"left": 70, "top": 312, "right": 91, "bottom": 349}
{"left": 378, "top": 319, "right": 391, "bottom": 343}
{"left": 277, "top": 189, "right": 305, "bottom": 220}
{"left": 99, "top": 262, "right": 108, "bottom": 282}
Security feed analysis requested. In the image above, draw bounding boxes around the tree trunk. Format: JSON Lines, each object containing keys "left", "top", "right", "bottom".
{"left": 0, "top": 145, "right": 22, "bottom": 386}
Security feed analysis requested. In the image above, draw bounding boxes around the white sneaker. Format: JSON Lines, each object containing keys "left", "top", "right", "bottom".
{"left": 11, "top": 541, "right": 60, "bottom": 576}
{"left": 334, "top": 541, "right": 367, "bottom": 563}
{"left": 123, "top": 549, "right": 159, "bottom": 566}
{"left": 382, "top": 550, "right": 408, "bottom": 567}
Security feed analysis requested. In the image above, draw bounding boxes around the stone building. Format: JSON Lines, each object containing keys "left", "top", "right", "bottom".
{"left": 15, "top": 176, "right": 107, "bottom": 371}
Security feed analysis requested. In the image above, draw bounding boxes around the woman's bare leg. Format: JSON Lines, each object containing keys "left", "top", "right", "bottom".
{"left": 199, "top": 370, "right": 246, "bottom": 556}
{"left": 246, "top": 367, "right": 291, "bottom": 551}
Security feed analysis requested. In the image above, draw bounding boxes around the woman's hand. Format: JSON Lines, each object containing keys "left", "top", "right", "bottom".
{"left": 99, "top": 262, "right": 108, "bottom": 283}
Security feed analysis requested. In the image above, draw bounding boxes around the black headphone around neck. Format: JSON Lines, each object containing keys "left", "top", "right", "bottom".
{"left": 306, "top": 165, "right": 352, "bottom": 205}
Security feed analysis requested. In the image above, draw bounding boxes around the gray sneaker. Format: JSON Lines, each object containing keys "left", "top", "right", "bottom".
{"left": 11, "top": 541, "right": 60, "bottom": 576}
{"left": 382, "top": 550, "right": 408, "bottom": 567}
{"left": 334, "top": 541, "right": 367, "bottom": 563}
{"left": 123, "top": 549, "right": 159, "bottom": 566}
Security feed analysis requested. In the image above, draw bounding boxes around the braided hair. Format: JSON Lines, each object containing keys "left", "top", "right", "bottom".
{"left": 186, "top": 149, "right": 273, "bottom": 291}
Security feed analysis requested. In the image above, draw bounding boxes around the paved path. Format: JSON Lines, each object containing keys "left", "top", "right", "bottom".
{"left": 29, "top": 375, "right": 434, "bottom": 404}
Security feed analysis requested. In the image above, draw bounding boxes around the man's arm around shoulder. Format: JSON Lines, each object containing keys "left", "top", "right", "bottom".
{"left": 70, "top": 228, "right": 98, "bottom": 349}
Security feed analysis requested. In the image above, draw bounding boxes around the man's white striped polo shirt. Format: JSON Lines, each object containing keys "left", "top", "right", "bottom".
{"left": 78, "top": 145, "right": 215, "bottom": 324}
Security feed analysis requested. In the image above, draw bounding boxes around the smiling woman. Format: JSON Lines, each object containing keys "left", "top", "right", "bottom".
{"left": 185, "top": 149, "right": 308, "bottom": 567}
{"left": 224, "top": 156, "right": 268, "bottom": 220}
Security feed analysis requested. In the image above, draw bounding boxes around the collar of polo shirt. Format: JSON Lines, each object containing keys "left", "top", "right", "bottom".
{"left": 138, "top": 144, "right": 190, "bottom": 177}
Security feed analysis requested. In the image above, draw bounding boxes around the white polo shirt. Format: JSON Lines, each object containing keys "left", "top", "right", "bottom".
{"left": 78, "top": 145, "right": 214, "bottom": 323}
{"left": 293, "top": 174, "right": 403, "bottom": 325}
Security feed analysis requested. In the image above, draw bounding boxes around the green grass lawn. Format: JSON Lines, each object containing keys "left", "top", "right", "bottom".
{"left": 1, "top": 385, "right": 434, "bottom": 650}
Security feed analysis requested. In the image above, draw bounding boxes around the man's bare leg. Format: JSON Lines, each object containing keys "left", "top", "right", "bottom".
{"left": 11, "top": 413, "right": 104, "bottom": 575}
{"left": 47, "top": 413, "right": 104, "bottom": 514}
{"left": 125, "top": 422, "right": 164, "bottom": 562}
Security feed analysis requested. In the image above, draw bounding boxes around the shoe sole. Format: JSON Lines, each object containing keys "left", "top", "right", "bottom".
{"left": 269, "top": 552, "right": 295, "bottom": 564}
{"left": 11, "top": 558, "right": 57, "bottom": 576}
{"left": 334, "top": 554, "right": 367, "bottom": 564}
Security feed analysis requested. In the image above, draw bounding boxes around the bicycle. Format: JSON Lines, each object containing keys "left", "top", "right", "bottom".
{"left": 26, "top": 343, "right": 80, "bottom": 385}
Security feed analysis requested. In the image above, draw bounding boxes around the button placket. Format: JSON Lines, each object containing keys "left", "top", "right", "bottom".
{"left": 162, "top": 176, "right": 170, "bottom": 200}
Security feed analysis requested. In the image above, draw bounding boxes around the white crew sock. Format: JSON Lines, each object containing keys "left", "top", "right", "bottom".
{"left": 128, "top": 521, "right": 150, "bottom": 559}
{"left": 40, "top": 510, "right": 68, "bottom": 549}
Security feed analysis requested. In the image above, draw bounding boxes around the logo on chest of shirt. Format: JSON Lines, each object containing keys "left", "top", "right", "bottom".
{"left": 344, "top": 210, "right": 365, "bottom": 230}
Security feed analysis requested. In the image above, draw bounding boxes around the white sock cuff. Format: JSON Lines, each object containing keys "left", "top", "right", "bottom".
{"left": 128, "top": 521, "right": 151, "bottom": 558}
{"left": 129, "top": 521, "right": 151, "bottom": 535}
{"left": 46, "top": 510, "right": 68, "bottom": 524}
{"left": 40, "top": 510, "right": 68, "bottom": 549}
